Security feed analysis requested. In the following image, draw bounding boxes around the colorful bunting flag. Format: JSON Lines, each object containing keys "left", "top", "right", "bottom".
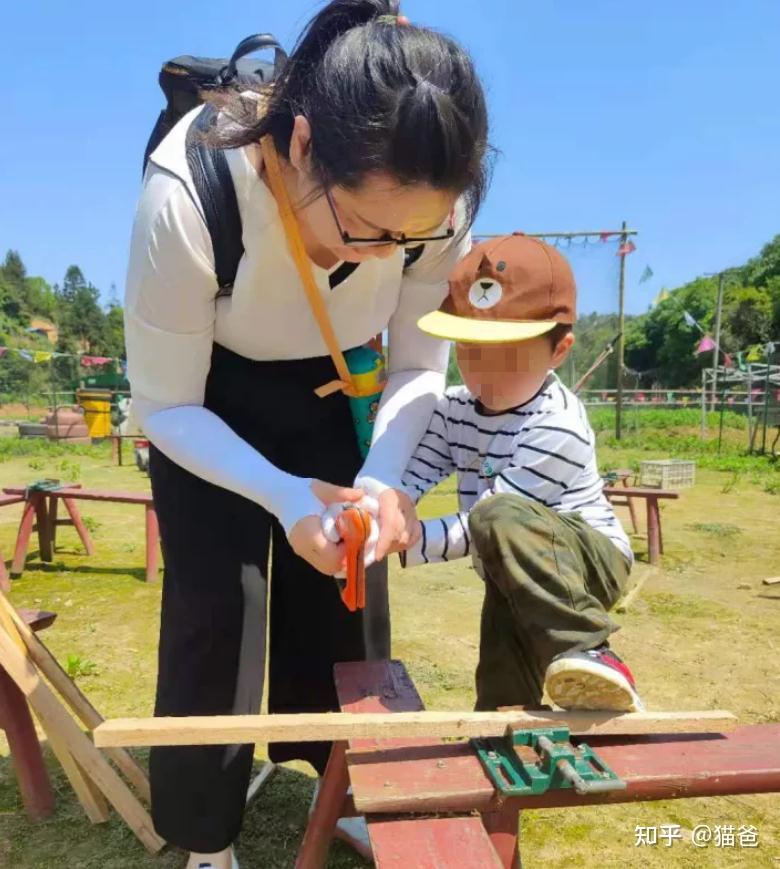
{"left": 599, "top": 232, "right": 614, "bottom": 242}
{"left": 639, "top": 265, "right": 654, "bottom": 283}
{"left": 33, "top": 351, "right": 53, "bottom": 364}
{"left": 653, "top": 288, "right": 670, "bottom": 306}
{"left": 617, "top": 241, "right": 636, "bottom": 256}
{"left": 683, "top": 310, "right": 698, "bottom": 329}
{"left": 696, "top": 335, "right": 716, "bottom": 354}
{"left": 746, "top": 345, "right": 763, "bottom": 363}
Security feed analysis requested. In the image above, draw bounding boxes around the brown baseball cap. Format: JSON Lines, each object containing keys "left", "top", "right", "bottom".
{"left": 417, "top": 233, "right": 577, "bottom": 343}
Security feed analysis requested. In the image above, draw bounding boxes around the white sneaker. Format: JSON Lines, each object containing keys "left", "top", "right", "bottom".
{"left": 193, "top": 849, "right": 239, "bottom": 869}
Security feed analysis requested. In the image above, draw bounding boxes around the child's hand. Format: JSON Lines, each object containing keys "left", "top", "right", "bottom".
{"left": 321, "top": 496, "right": 380, "bottom": 578}
{"left": 374, "top": 488, "right": 421, "bottom": 560}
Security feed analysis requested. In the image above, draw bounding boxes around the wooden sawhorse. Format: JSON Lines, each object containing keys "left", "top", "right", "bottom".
{"left": 299, "top": 660, "right": 780, "bottom": 868}
{"left": 5, "top": 486, "right": 160, "bottom": 583}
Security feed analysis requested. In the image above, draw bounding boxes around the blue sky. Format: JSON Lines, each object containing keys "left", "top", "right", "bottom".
{"left": 2, "top": 0, "right": 778, "bottom": 315}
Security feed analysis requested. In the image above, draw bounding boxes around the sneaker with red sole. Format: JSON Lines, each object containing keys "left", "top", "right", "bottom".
{"left": 544, "top": 645, "right": 645, "bottom": 712}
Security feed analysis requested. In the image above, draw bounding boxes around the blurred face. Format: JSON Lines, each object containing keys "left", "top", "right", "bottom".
{"left": 456, "top": 333, "right": 574, "bottom": 410}
{"left": 285, "top": 116, "right": 456, "bottom": 263}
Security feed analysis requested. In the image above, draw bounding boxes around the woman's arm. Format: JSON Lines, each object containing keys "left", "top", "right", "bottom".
{"left": 355, "top": 205, "right": 471, "bottom": 497}
{"left": 126, "top": 168, "right": 325, "bottom": 534}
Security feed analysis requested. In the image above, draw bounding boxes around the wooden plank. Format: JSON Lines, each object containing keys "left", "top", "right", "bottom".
{"left": 4, "top": 487, "right": 153, "bottom": 506}
{"left": 346, "top": 723, "right": 780, "bottom": 814}
{"left": 367, "top": 817, "right": 504, "bottom": 869}
{"left": 94, "top": 708, "right": 738, "bottom": 748}
{"left": 0, "top": 628, "right": 164, "bottom": 853}
{"left": 0, "top": 594, "right": 151, "bottom": 802}
{"left": 46, "top": 727, "right": 111, "bottom": 823}
{"left": 603, "top": 486, "right": 679, "bottom": 499}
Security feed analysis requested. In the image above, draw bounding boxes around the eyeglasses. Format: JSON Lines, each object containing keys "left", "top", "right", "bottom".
{"left": 323, "top": 187, "right": 455, "bottom": 248}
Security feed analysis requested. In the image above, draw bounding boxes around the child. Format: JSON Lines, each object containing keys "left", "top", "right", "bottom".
{"left": 397, "top": 233, "right": 643, "bottom": 713}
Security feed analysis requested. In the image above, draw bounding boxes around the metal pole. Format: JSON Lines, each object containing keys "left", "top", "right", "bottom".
{"left": 718, "top": 385, "right": 726, "bottom": 455}
{"left": 711, "top": 272, "right": 725, "bottom": 411}
{"left": 762, "top": 359, "right": 771, "bottom": 454}
{"left": 747, "top": 366, "right": 755, "bottom": 453}
{"left": 476, "top": 229, "right": 639, "bottom": 240}
{"left": 701, "top": 369, "right": 707, "bottom": 438}
{"left": 615, "top": 220, "right": 628, "bottom": 440}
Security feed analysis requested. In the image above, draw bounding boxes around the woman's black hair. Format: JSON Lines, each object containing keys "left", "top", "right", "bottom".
{"left": 208, "top": 0, "right": 491, "bottom": 227}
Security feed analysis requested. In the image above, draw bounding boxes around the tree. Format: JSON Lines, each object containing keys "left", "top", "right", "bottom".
{"left": 719, "top": 286, "right": 773, "bottom": 350}
{"left": 103, "top": 304, "right": 126, "bottom": 359}
{"left": 625, "top": 277, "right": 717, "bottom": 387}
{"left": 741, "top": 234, "right": 780, "bottom": 288}
{"left": 0, "top": 250, "right": 30, "bottom": 321}
{"left": 56, "top": 265, "right": 108, "bottom": 354}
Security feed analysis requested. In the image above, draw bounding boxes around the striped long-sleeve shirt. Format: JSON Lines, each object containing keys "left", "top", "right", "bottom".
{"left": 399, "top": 375, "right": 633, "bottom": 567}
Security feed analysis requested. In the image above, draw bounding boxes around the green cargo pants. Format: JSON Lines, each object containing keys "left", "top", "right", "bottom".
{"left": 467, "top": 494, "right": 631, "bottom": 711}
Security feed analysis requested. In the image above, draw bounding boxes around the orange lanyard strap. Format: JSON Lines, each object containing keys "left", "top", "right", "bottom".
{"left": 260, "top": 136, "right": 357, "bottom": 399}
{"left": 335, "top": 506, "right": 372, "bottom": 612}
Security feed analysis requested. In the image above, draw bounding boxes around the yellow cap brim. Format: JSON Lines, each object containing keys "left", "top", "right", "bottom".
{"left": 417, "top": 310, "right": 557, "bottom": 344}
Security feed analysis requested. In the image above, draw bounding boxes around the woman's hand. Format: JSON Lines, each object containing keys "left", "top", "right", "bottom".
{"left": 288, "top": 480, "right": 364, "bottom": 575}
{"left": 374, "top": 488, "right": 421, "bottom": 561}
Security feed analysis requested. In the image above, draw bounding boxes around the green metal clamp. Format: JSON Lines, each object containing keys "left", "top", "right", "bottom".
{"left": 472, "top": 726, "right": 626, "bottom": 797}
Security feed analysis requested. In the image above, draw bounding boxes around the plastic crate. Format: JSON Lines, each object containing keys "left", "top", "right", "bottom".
{"left": 639, "top": 460, "right": 695, "bottom": 489}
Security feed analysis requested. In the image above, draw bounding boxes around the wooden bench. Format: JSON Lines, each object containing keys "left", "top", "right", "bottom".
{"left": 299, "top": 660, "right": 780, "bottom": 867}
{"left": 4, "top": 487, "right": 160, "bottom": 583}
{"left": 0, "top": 493, "right": 25, "bottom": 591}
{"left": 0, "top": 608, "right": 57, "bottom": 821}
{"left": 603, "top": 486, "right": 679, "bottom": 565}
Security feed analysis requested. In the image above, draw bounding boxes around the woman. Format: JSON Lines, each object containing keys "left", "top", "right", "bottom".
{"left": 125, "top": 1, "right": 489, "bottom": 866}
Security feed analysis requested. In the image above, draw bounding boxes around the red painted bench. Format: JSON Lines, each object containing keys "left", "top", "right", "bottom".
{"left": 298, "top": 660, "right": 780, "bottom": 868}
{"left": 4, "top": 487, "right": 160, "bottom": 583}
{"left": 0, "top": 608, "right": 57, "bottom": 821}
{"left": 603, "top": 486, "right": 679, "bottom": 565}
{"left": 0, "top": 494, "right": 25, "bottom": 591}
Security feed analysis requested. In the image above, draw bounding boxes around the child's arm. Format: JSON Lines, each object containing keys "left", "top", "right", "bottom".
{"left": 400, "top": 422, "right": 593, "bottom": 567}
{"left": 400, "top": 491, "right": 492, "bottom": 567}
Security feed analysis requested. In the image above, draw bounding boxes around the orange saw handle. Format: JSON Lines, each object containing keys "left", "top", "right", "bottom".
{"left": 335, "top": 506, "right": 372, "bottom": 612}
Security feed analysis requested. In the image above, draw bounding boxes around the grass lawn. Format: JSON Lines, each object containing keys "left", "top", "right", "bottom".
{"left": 0, "top": 424, "right": 778, "bottom": 868}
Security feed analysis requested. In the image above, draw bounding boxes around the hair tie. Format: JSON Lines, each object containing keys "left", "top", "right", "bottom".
{"left": 376, "top": 13, "right": 410, "bottom": 25}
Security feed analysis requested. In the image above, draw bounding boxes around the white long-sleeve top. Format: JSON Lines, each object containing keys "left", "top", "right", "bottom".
{"left": 124, "top": 105, "right": 469, "bottom": 533}
{"left": 399, "top": 378, "right": 633, "bottom": 567}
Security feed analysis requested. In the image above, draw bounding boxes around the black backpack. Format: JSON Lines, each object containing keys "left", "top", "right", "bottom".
{"left": 143, "top": 34, "right": 425, "bottom": 296}
{"left": 143, "top": 35, "right": 287, "bottom": 294}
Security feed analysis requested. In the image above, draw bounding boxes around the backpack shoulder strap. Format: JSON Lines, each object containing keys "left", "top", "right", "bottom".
{"left": 185, "top": 105, "right": 244, "bottom": 295}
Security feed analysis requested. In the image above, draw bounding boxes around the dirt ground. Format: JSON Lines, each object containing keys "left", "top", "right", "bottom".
{"left": 0, "top": 443, "right": 777, "bottom": 868}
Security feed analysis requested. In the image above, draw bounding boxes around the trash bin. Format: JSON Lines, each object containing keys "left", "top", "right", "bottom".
{"left": 76, "top": 388, "right": 112, "bottom": 439}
